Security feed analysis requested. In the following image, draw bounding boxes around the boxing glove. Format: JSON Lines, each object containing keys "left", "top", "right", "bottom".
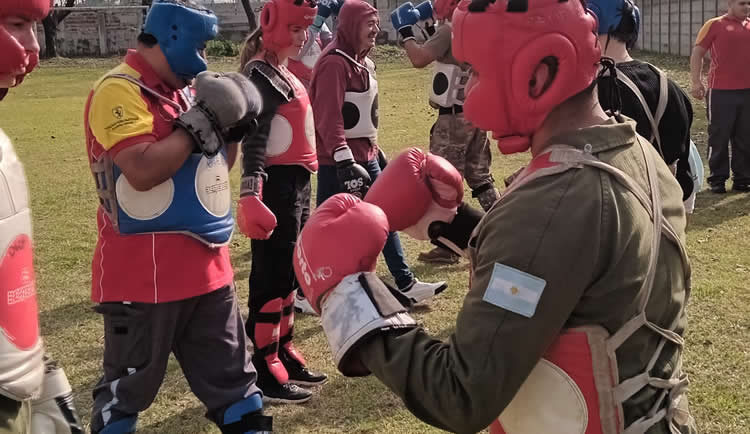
{"left": 293, "top": 194, "right": 415, "bottom": 376}
{"left": 365, "top": 147, "right": 463, "bottom": 240}
{"left": 428, "top": 202, "right": 484, "bottom": 257}
{"left": 311, "top": 0, "right": 341, "bottom": 33}
{"left": 31, "top": 359, "right": 83, "bottom": 434}
{"left": 236, "top": 174, "right": 277, "bottom": 239}
{"left": 176, "top": 71, "right": 262, "bottom": 157}
{"left": 376, "top": 147, "right": 388, "bottom": 171}
{"left": 334, "top": 146, "right": 371, "bottom": 199}
{"left": 390, "top": 2, "right": 421, "bottom": 41}
{"left": 414, "top": 1, "right": 436, "bottom": 39}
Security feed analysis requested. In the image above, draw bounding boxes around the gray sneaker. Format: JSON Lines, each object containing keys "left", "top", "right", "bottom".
{"left": 294, "top": 292, "right": 318, "bottom": 316}
{"left": 418, "top": 247, "right": 460, "bottom": 265}
{"left": 399, "top": 279, "right": 447, "bottom": 304}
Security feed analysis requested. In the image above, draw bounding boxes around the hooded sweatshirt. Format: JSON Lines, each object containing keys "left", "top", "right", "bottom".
{"left": 310, "top": 0, "right": 379, "bottom": 165}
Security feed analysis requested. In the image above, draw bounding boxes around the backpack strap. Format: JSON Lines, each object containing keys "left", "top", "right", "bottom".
{"left": 614, "top": 65, "right": 668, "bottom": 160}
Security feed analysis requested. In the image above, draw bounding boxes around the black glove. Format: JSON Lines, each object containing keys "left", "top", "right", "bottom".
{"left": 334, "top": 145, "right": 372, "bottom": 198}
{"left": 424, "top": 21, "right": 436, "bottom": 37}
{"left": 377, "top": 147, "right": 388, "bottom": 171}
{"left": 223, "top": 113, "right": 259, "bottom": 144}
{"left": 398, "top": 26, "right": 416, "bottom": 42}
{"left": 427, "top": 202, "right": 484, "bottom": 255}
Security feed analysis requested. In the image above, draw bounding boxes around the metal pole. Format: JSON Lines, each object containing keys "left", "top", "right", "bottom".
{"left": 678, "top": 0, "right": 682, "bottom": 56}
{"left": 51, "top": 6, "right": 149, "bottom": 11}
{"left": 688, "top": 0, "right": 695, "bottom": 50}
{"left": 668, "top": 0, "right": 672, "bottom": 54}
{"left": 659, "top": 0, "right": 662, "bottom": 53}
{"left": 651, "top": 0, "right": 654, "bottom": 51}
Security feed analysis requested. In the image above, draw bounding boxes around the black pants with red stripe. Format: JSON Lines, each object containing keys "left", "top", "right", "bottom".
{"left": 706, "top": 88, "right": 750, "bottom": 187}
{"left": 246, "top": 165, "right": 310, "bottom": 373}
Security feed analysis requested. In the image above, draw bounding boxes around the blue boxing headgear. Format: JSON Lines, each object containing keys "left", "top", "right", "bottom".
{"left": 144, "top": 1, "right": 219, "bottom": 79}
{"left": 587, "top": 0, "right": 640, "bottom": 37}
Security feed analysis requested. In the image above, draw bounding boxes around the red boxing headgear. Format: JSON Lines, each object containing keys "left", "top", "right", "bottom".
{"left": 434, "top": 0, "right": 460, "bottom": 20}
{"left": 261, "top": 0, "right": 317, "bottom": 53}
{"left": 453, "top": 0, "right": 601, "bottom": 154}
{"left": 0, "top": 0, "right": 50, "bottom": 85}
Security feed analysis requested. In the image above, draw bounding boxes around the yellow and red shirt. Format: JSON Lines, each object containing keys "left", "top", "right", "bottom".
{"left": 84, "top": 50, "right": 233, "bottom": 304}
{"left": 695, "top": 15, "right": 750, "bottom": 90}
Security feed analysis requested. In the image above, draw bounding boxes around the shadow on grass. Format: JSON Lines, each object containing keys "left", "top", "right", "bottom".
{"left": 39, "top": 299, "right": 96, "bottom": 338}
{"left": 689, "top": 190, "right": 750, "bottom": 232}
{"left": 139, "top": 406, "right": 214, "bottom": 434}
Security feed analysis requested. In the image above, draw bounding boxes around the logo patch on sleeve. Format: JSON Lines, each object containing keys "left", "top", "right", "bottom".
{"left": 483, "top": 263, "right": 546, "bottom": 318}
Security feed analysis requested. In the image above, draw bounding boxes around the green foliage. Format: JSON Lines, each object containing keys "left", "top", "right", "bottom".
{"left": 206, "top": 39, "right": 240, "bottom": 57}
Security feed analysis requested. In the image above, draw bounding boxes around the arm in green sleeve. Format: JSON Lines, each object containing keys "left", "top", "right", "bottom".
{"left": 359, "top": 168, "right": 610, "bottom": 433}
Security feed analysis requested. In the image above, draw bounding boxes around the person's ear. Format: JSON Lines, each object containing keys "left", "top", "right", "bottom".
{"left": 529, "top": 60, "right": 553, "bottom": 99}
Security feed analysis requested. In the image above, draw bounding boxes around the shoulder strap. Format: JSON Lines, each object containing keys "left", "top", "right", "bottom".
{"left": 653, "top": 66, "right": 669, "bottom": 130}
{"left": 102, "top": 73, "right": 186, "bottom": 113}
{"left": 334, "top": 49, "right": 369, "bottom": 72}
{"left": 243, "top": 60, "right": 293, "bottom": 102}
{"left": 614, "top": 67, "right": 665, "bottom": 159}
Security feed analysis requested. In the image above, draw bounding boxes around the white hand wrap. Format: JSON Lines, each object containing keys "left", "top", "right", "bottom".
{"left": 320, "top": 272, "right": 416, "bottom": 376}
{"left": 32, "top": 363, "right": 82, "bottom": 434}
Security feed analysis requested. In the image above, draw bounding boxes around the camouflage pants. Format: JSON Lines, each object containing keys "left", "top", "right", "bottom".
{"left": 430, "top": 112, "right": 499, "bottom": 210}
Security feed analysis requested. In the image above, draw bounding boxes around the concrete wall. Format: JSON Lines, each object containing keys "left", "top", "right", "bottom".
{"left": 37, "top": 2, "right": 264, "bottom": 57}
{"left": 46, "top": 0, "right": 728, "bottom": 57}
{"left": 38, "top": 0, "right": 411, "bottom": 57}
{"left": 638, "top": 0, "right": 724, "bottom": 56}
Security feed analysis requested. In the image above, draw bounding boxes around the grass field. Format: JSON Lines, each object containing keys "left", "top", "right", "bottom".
{"left": 0, "top": 48, "right": 748, "bottom": 433}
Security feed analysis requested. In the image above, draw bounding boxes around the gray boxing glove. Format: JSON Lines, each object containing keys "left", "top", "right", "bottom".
{"left": 176, "top": 71, "right": 262, "bottom": 157}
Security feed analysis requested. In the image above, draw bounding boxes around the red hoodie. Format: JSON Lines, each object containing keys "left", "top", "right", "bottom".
{"left": 309, "top": 0, "right": 379, "bottom": 165}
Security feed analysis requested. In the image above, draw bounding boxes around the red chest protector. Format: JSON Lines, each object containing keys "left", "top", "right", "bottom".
{"left": 265, "top": 67, "right": 318, "bottom": 173}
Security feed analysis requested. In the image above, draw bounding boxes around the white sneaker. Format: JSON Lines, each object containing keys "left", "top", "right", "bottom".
{"left": 294, "top": 293, "right": 318, "bottom": 315}
{"left": 400, "top": 279, "right": 447, "bottom": 304}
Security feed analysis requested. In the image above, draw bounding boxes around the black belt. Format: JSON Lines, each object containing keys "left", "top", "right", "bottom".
{"left": 438, "top": 105, "right": 463, "bottom": 115}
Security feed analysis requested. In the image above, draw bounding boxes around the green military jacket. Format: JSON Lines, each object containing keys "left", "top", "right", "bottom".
{"left": 360, "top": 118, "right": 697, "bottom": 434}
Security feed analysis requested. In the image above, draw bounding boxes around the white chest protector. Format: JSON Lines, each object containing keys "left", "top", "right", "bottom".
{"left": 0, "top": 129, "right": 44, "bottom": 401}
{"left": 336, "top": 50, "right": 379, "bottom": 141}
{"left": 430, "top": 62, "right": 469, "bottom": 108}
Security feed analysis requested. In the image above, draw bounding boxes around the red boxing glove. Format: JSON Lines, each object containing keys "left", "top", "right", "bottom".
{"left": 365, "top": 147, "right": 463, "bottom": 240}
{"left": 294, "top": 193, "right": 389, "bottom": 313}
{"left": 293, "top": 194, "right": 416, "bottom": 376}
{"left": 236, "top": 174, "right": 277, "bottom": 239}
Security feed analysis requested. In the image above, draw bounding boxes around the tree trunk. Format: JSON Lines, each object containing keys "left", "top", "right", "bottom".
{"left": 41, "top": 0, "right": 76, "bottom": 59}
{"left": 240, "top": 0, "right": 257, "bottom": 32}
{"left": 41, "top": 15, "right": 58, "bottom": 58}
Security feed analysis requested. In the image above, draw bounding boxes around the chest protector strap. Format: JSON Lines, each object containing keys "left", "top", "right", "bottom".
{"left": 335, "top": 50, "right": 379, "bottom": 141}
{"left": 490, "top": 138, "right": 691, "bottom": 434}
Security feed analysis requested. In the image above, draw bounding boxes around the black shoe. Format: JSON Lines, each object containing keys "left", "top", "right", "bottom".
{"left": 253, "top": 354, "right": 313, "bottom": 405}
{"left": 732, "top": 183, "right": 750, "bottom": 192}
{"left": 710, "top": 184, "right": 727, "bottom": 194}
{"left": 259, "top": 381, "right": 313, "bottom": 405}
{"left": 279, "top": 346, "right": 328, "bottom": 387}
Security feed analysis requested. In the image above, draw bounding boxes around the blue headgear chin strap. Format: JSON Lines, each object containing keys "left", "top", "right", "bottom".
{"left": 143, "top": 1, "right": 219, "bottom": 79}
{"left": 587, "top": 0, "right": 640, "bottom": 37}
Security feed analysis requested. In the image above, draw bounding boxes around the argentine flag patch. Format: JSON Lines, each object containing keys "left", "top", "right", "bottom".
{"left": 483, "top": 263, "right": 547, "bottom": 318}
